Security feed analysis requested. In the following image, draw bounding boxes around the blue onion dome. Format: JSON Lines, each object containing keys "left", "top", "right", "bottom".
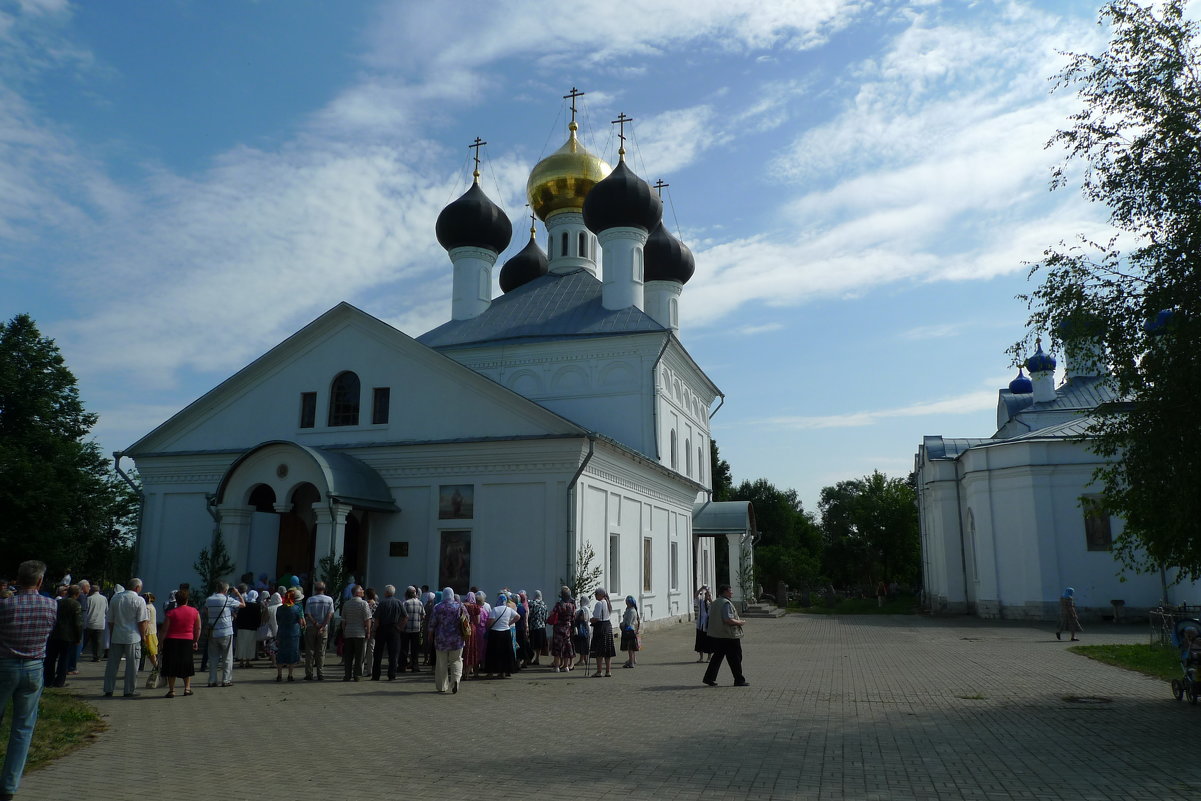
{"left": 644, "top": 222, "right": 695, "bottom": 284}
{"left": 1025, "top": 342, "right": 1057, "bottom": 374}
{"left": 1144, "top": 308, "right": 1176, "bottom": 336}
{"left": 499, "top": 229, "right": 549, "bottom": 293}
{"left": 582, "top": 158, "right": 662, "bottom": 234}
{"left": 1008, "top": 368, "right": 1032, "bottom": 394}
{"left": 435, "top": 180, "right": 512, "bottom": 253}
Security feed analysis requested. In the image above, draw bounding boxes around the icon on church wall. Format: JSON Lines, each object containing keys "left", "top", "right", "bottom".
{"left": 439, "top": 530, "right": 471, "bottom": 593}
{"left": 438, "top": 484, "right": 473, "bottom": 519}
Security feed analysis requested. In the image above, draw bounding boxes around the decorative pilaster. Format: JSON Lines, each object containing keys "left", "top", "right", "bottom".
{"left": 312, "top": 503, "right": 353, "bottom": 576}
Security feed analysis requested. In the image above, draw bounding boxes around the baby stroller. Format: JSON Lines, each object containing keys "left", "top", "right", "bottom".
{"left": 1170, "top": 618, "right": 1201, "bottom": 704}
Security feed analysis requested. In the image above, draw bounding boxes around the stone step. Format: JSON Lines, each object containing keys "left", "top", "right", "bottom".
{"left": 743, "top": 604, "right": 787, "bottom": 618}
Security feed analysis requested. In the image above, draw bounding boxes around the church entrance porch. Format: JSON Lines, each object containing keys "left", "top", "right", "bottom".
{"left": 213, "top": 440, "right": 398, "bottom": 592}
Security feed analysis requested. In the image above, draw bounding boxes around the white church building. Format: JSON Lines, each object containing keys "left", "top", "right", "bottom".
{"left": 124, "top": 109, "right": 743, "bottom": 625}
{"left": 916, "top": 330, "right": 1200, "bottom": 621}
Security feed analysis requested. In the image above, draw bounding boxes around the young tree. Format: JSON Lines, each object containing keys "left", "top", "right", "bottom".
{"left": 193, "top": 529, "right": 235, "bottom": 598}
{"left": 563, "top": 543, "right": 604, "bottom": 602}
{"left": 1021, "top": 0, "right": 1201, "bottom": 576}
{"left": 0, "top": 314, "right": 139, "bottom": 576}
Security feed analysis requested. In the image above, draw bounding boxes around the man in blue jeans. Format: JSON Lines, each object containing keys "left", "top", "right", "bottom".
{"left": 0, "top": 560, "right": 58, "bottom": 801}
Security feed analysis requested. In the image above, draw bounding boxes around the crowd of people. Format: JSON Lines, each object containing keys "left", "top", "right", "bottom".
{"left": 2, "top": 559, "right": 750, "bottom": 801}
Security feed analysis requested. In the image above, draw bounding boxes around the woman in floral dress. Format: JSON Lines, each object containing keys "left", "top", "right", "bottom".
{"left": 527, "top": 590, "right": 549, "bottom": 665}
{"left": 549, "top": 586, "right": 575, "bottom": 672}
{"left": 463, "top": 592, "right": 487, "bottom": 677}
{"left": 429, "top": 588, "right": 467, "bottom": 693}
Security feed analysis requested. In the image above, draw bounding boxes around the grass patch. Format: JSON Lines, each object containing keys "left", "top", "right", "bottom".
{"left": 0, "top": 687, "right": 105, "bottom": 773}
{"left": 791, "top": 593, "right": 918, "bottom": 616}
{"left": 1069, "top": 643, "right": 1180, "bottom": 682}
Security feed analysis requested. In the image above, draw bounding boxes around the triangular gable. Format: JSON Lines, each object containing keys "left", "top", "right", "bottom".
{"left": 127, "top": 302, "right": 586, "bottom": 455}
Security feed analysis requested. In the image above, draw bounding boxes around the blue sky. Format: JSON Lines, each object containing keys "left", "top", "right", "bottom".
{"left": 2, "top": 0, "right": 1118, "bottom": 512}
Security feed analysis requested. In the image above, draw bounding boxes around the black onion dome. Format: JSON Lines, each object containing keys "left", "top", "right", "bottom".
{"left": 435, "top": 182, "right": 513, "bottom": 253}
{"left": 582, "top": 159, "right": 662, "bottom": 234}
{"left": 644, "top": 222, "right": 695, "bottom": 284}
{"left": 499, "top": 235, "right": 549, "bottom": 293}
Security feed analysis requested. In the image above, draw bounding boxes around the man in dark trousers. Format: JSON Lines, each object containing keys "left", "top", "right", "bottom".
{"left": 702, "top": 584, "right": 749, "bottom": 687}
{"left": 371, "top": 584, "right": 404, "bottom": 681}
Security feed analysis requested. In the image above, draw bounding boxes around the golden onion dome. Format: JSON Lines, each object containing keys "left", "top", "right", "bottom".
{"left": 526, "top": 121, "right": 611, "bottom": 221}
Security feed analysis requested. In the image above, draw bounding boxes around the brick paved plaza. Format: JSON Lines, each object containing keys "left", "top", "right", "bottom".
{"left": 18, "top": 615, "right": 1200, "bottom": 800}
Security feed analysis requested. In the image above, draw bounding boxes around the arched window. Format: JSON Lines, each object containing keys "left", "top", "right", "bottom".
{"left": 669, "top": 298, "right": 679, "bottom": 327}
{"left": 328, "top": 371, "right": 360, "bottom": 426}
{"left": 578, "top": 231, "right": 587, "bottom": 258}
{"left": 670, "top": 429, "right": 678, "bottom": 469}
{"left": 634, "top": 247, "right": 643, "bottom": 281}
{"left": 561, "top": 231, "right": 569, "bottom": 257}
{"left": 548, "top": 235, "right": 553, "bottom": 258}
{"left": 685, "top": 438, "right": 691, "bottom": 476}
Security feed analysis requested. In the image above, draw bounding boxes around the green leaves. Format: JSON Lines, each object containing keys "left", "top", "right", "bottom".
{"left": 1025, "top": 0, "right": 1201, "bottom": 578}
{"left": 0, "top": 314, "right": 139, "bottom": 579}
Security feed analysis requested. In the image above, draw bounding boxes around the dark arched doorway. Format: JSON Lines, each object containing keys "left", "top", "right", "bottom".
{"left": 277, "top": 482, "right": 319, "bottom": 588}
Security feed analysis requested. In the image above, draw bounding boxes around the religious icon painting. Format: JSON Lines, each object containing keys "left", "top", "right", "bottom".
{"left": 438, "top": 484, "right": 474, "bottom": 519}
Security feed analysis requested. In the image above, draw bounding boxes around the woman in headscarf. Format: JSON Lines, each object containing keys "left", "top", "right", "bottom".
{"left": 572, "top": 596, "right": 591, "bottom": 671}
{"left": 527, "top": 590, "right": 549, "bottom": 666}
{"left": 590, "top": 588, "right": 616, "bottom": 677}
{"left": 694, "top": 586, "right": 713, "bottom": 662}
{"left": 514, "top": 591, "right": 533, "bottom": 668}
{"left": 620, "top": 596, "right": 641, "bottom": 668}
{"left": 274, "top": 589, "right": 306, "bottom": 682}
{"left": 1056, "top": 587, "right": 1082, "bottom": 641}
{"left": 549, "top": 586, "right": 575, "bottom": 672}
{"left": 363, "top": 587, "right": 379, "bottom": 674}
{"left": 234, "top": 586, "right": 261, "bottom": 668}
{"left": 429, "top": 587, "right": 468, "bottom": 693}
{"left": 483, "top": 592, "right": 518, "bottom": 677}
{"left": 463, "top": 592, "right": 487, "bottom": 678}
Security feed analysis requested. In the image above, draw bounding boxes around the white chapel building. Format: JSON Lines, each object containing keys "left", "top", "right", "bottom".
{"left": 124, "top": 113, "right": 742, "bottom": 624}
{"left": 916, "top": 328, "right": 1201, "bottom": 621}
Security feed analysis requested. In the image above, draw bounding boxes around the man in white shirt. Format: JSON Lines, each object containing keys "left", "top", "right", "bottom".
{"left": 102, "top": 578, "right": 149, "bottom": 697}
{"left": 303, "top": 582, "right": 335, "bottom": 681}
{"left": 204, "top": 582, "right": 245, "bottom": 687}
{"left": 82, "top": 583, "right": 108, "bottom": 662}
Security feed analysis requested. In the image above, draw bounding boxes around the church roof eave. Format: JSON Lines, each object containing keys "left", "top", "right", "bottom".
{"left": 214, "top": 440, "right": 398, "bottom": 511}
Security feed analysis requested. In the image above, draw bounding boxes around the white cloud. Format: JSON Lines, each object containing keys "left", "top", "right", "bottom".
{"left": 757, "top": 388, "right": 999, "bottom": 430}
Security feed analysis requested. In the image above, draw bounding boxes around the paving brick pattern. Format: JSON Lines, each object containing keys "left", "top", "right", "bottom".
{"left": 18, "top": 615, "right": 1201, "bottom": 800}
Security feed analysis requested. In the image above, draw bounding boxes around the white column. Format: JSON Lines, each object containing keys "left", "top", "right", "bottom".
{"left": 546, "top": 211, "right": 597, "bottom": 275}
{"left": 599, "top": 227, "right": 647, "bottom": 311}
{"left": 312, "top": 503, "right": 353, "bottom": 577}
{"left": 450, "top": 246, "right": 498, "bottom": 320}
{"left": 644, "top": 280, "right": 681, "bottom": 332}
{"left": 217, "top": 506, "right": 254, "bottom": 576}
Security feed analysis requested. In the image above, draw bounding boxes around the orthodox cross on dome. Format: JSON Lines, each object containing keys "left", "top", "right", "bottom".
{"left": 468, "top": 136, "right": 487, "bottom": 181}
{"left": 653, "top": 178, "right": 669, "bottom": 197}
{"left": 563, "top": 87, "right": 586, "bottom": 128}
{"left": 526, "top": 204, "right": 536, "bottom": 239}
{"left": 612, "top": 112, "right": 633, "bottom": 158}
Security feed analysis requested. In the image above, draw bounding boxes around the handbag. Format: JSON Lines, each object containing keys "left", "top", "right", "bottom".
{"left": 547, "top": 609, "right": 559, "bottom": 626}
{"left": 459, "top": 611, "right": 471, "bottom": 639}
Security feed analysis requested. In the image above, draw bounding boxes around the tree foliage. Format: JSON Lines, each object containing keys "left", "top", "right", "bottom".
{"left": 709, "top": 440, "right": 734, "bottom": 502}
{"left": 563, "top": 542, "right": 604, "bottom": 602}
{"left": 819, "top": 471, "right": 919, "bottom": 587}
{"left": 1020, "top": 0, "right": 1201, "bottom": 576}
{"left": 193, "top": 529, "right": 235, "bottom": 598}
{"left": 0, "top": 314, "right": 139, "bottom": 581}
{"left": 731, "top": 477, "right": 823, "bottom": 590}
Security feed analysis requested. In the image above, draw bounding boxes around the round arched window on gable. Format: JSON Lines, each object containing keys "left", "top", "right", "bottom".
{"left": 328, "top": 371, "right": 361, "bottom": 426}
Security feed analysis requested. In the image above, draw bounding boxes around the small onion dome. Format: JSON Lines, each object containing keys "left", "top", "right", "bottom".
{"left": 435, "top": 181, "right": 512, "bottom": 253}
{"left": 582, "top": 159, "right": 662, "bottom": 234}
{"left": 526, "top": 123, "right": 611, "bottom": 221}
{"left": 1008, "top": 368, "right": 1032, "bottom": 394}
{"left": 1144, "top": 308, "right": 1176, "bottom": 336}
{"left": 644, "top": 222, "right": 695, "bottom": 284}
{"left": 1025, "top": 343, "right": 1057, "bottom": 374}
{"left": 499, "top": 231, "right": 548, "bottom": 293}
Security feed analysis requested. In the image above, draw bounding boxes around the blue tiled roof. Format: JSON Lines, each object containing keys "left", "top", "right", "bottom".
{"left": 418, "top": 269, "right": 666, "bottom": 349}
{"left": 923, "top": 436, "right": 990, "bottom": 460}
